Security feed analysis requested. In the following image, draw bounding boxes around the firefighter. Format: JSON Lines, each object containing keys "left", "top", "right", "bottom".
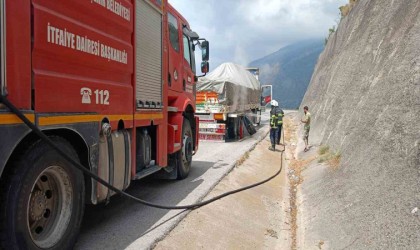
{"left": 275, "top": 102, "right": 285, "bottom": 145}
{"left": 269, "top": 100, "right": 280, "bottom": 151}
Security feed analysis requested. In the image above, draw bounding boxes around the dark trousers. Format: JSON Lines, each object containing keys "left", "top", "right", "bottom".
{"left": 270, "top": 127, "right": 279, "bottom": 147}
{"left": 276, "top": 124, "right": 283, "bottom": 144}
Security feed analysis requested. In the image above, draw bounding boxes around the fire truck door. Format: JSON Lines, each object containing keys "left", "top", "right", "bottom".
{"left": 167, "top": 11, "right": 183, "bottom": 93}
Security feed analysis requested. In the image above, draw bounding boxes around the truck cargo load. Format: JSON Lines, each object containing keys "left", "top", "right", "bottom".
{"left": 197, "top": 63, "right": 261, "bottom": 113}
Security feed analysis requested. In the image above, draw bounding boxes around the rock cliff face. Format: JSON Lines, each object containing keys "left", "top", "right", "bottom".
{"left": 300, "top": 0, "right": 419, "bottom": 248}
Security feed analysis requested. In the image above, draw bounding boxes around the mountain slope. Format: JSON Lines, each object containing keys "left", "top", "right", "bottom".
{"left": 248, "top": 39, "right": 324, "bottom": 109}
{"left": 299, "top": 0, "right": 420, "bottom": 248}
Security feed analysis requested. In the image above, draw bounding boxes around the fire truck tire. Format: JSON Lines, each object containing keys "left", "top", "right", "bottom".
{"left": 177, "top": 118, "right": 193, "bottom": 179}
{"left": 0, "top": 137, "right": 85, "bottom": 250}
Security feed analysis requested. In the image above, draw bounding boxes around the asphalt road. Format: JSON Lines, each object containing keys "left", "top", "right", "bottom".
{"left": 75, "top": 112, "right": 270, "bottom": 250}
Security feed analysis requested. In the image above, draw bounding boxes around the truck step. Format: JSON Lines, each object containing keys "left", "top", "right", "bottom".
{"left": 168, "top": 106, "right": 178, "bottom": 112}
{"left": 134, "top": 165, "right": 162, "bottom": 180}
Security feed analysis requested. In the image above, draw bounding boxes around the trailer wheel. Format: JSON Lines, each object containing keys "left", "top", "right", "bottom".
{"left": 177, "top": 118, "right": 193, "bottom": 179}
{"left": 0, "top": 137, "right": 85, "bottom": 250}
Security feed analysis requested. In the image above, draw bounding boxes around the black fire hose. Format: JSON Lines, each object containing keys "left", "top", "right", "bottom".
{"left": 0, "top": 95, "right": 284, "bottom": 210}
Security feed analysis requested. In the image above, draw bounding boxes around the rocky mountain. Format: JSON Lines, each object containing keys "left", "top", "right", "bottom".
{"left": 248, "top": 39, "right": 324, "bottom": 109}
{"left": 300, "top": 0, "right": 420, "bottom": 248}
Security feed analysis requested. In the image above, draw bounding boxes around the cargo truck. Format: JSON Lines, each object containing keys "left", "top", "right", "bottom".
{"left": 196, "top": 63, "right": 261, "bottom": 141}
{"left": 0, "top": 0, "right": 209, "bottom": 248}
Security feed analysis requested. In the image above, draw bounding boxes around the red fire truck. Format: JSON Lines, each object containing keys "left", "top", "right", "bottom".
{"left": 0, "top": 0, "right": 209, "bottom": 248}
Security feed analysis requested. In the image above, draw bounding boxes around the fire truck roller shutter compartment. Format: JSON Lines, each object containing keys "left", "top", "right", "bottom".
{"left": 136, "top": 0, "right": 163, "bottom": 109}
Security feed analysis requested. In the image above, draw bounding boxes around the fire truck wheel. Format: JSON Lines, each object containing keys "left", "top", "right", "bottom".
{"left": 177, "top": 118, "right": 193, "bottom": 179}
{"left": 0, "top": 137, "right": 85, "bottom": 250}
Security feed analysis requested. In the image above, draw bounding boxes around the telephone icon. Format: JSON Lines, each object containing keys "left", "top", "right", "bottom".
{"left": 80, "top": 87, "right": 92, "bottom": 104}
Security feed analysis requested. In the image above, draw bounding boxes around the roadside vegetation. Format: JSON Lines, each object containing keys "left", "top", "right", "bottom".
{"left": 318, "top": 145, "right": 341, "bottom": 170}
{"left": 324, "top": 26, "right": 336, "bottom": 45}
{"left": 339, "top": 0, "right": 359, "bottom": 18}
{"left": 325, "top": 0, "right": 360, "bottom": 45}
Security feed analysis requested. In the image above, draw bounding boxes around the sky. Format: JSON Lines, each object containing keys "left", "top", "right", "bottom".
{"left": 169, "top": 0, "right": 348, "bottom": 70}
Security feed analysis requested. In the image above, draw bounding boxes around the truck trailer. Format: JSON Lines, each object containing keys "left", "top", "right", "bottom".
{"left": 0, "top": 0, "right": 209, "bottom": 249}
{"left": 196, "top": 63, "right": 261, "bottom": 141}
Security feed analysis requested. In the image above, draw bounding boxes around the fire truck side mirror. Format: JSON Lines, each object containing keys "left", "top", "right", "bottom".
{"left": 201, "top": 61, "right": 209, "bottom": 74}
{"left": 201, "top": 41, "right": 209, "bottom": 61}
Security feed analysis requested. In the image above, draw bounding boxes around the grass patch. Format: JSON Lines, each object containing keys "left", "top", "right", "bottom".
{"left": 327, "top": 152, "right": 342, "bottom": 170}
{"left": 318, "top": 155, "right": 329, "bottom": 163}
{"left": 318, "top": 145, "right": 330, "bottom": 155}
{"left": 317, "top": 146, "right": 342, "bottom": 170}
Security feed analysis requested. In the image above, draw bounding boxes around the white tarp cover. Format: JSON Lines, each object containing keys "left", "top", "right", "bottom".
{"left": 197, "top": 63, "right": 261, "bottom": 108}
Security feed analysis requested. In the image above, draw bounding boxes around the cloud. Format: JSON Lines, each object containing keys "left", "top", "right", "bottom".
{"left": 169, "top": 0, "right": 347, "bottom": 69}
